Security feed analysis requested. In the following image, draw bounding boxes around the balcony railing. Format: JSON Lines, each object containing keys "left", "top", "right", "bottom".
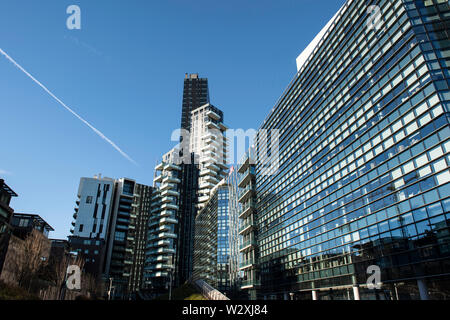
{"left": 238, "top": 167, "right": 255, "bottom": 187}
{"left": 239, "top": 238, "right": 257, "bottom": 251}
{"left": 238, "top": 184, "right": 255, "bottom": 201}
{"left": 239, "top": 257, "right": 257, "bottom": 269}
{"left": 238, "top": 201, "right": 256, "bottom": 218}
{"left": 238, "top": 217, "right": 256, "bottom": 234}
{"left": 240, "top": 279, "right": 261, "bottom": 288}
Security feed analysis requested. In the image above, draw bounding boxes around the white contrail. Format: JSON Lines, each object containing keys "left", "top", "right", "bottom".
{"left": 0, "top": 169, "right": 12, "bottom": 175}
{"left": 0, "top": 47, "right": 138, "bottom": 166}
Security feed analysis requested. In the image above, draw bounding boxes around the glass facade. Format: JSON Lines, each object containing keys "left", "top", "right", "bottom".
{"left": 255, "top": 0, "right": 450, "bottom": 300}
{"left": 192, "top": 183, "right": 233, "bottom": 295}
{"left": 227, "top": 166, "right": 245, "bottom": 297}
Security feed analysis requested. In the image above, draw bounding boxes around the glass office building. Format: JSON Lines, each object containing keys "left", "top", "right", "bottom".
{"left": 255, "top": 0, "right": 450, "bottom": 300}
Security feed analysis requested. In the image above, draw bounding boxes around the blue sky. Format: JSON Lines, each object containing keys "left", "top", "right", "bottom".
{"left": 0, "top": 0, "right": 344, "bottom": 239}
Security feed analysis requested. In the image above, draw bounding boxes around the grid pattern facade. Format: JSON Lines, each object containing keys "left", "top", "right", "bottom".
{"left": 192, "top": 183, "right": 233, "bottom": 294}
{"left": 255, "top": 0, "right": 450, "bottom": 299}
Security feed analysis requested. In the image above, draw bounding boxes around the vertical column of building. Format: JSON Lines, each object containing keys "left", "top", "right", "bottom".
{"left": 227, "top": 168, "right": 243, "bottom": 297}
{"left": 192, "top": 180, "right": 235, "bottom": 295}
{"left": 144, "top": 148, "right": 181, "bottom": 294}
{"left": 192, "top": 189, "right": 218, "bottom": 285}
{"left": 193, "top": 104, "right": 228, "bottom": 210}
{"left": 128, "top": 183, "right": 153, "bottom": 296}
{"left": 177, "top": 73, "right": 210, "bottom": 285}
{"left": 216, "top": 185, "right": 232, "bottom": 294}
{"left": 238, "top": 150, "right": 260, "bottom": 300}
{"left": 104, "top": 178, "right": 137, "bottom": 299}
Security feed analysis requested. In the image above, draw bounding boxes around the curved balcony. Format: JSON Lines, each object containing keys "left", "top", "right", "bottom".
{"left": 161, "top": 190, "right": 179, "bottom": 197}
{"left": 156, "top": 240, "right": 170, "bottom": 247}
{"left": 219, "top": 122, "right": 228, "bottom": 131}
{"left": 205, "top": 162, "right": 220, "bottom": 172}
{"left": 217, "top": 161, "right": 228, "bottom": 170}
{"left": 205, "top": 175, "right": 220, "bottom": 184}
{"left": 162, "top": 176, "right": 181, "bottom": 184}
{"left": 207, "top": 110, "right": 220, "bottom": 120}
{"left": 206, "top": 121, "right": 220, "bottom": 130}
{"left": 160, "top": 217, "right": 178, "bottom": 225}
{"left": 241, "top": 279, "right": 261, "bottom": 289}
{"left": 198, "top": 195, "right": 210, "bottom": 203}
{"left": 160, "top": 209, "right": 174, "bottom": 217}
{"left": 149, "top": 225, "right": 170, "bottom": 234}
{"left": 155, "top": 255, "right": 170, "bottom": 262}
{"left": 164, "top": 163, "right": 181, "bottom": 171}
{"left": 199, "top": 181, "right": 215, "bottom": 190}
{"left": 161, "top": 196, "right": 176, "bottom": 203}
{"left": 157, "top": 232, "right": 177, "bottom": 239}
{"left": 160, "top": 183, "right": 177, "bottom": 191}
{"left": 149, "top": 272, "right": 169, "bottom": 278}
{"left": 161, "top": 203, "right": 179, "bottom": 211}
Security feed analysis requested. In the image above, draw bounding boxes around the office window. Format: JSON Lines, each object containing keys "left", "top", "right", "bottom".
{"left": 19, "top": 218, "right": 29, "bottom": 227}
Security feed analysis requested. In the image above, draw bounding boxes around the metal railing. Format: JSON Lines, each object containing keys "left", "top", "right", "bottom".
{"left": 193, "top": 279, "right": 230, "bottom": 300}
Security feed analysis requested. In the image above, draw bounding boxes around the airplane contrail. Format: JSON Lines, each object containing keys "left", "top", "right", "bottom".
{"left": 0, "top": 47, "right": 138, "bottom": 166}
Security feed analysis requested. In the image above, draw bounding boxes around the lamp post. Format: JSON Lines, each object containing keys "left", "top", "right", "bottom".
{"left": 108, "top": 277, "right": 113, "bottom": 300}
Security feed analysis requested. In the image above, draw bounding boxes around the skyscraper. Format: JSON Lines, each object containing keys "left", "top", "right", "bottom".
{"left": 144, "top": 74, "right": 229, "bottom": 293}
{"left": 176, "top": 73, "right": 211, "bottom": 285}
{"left": 178, "top": 74, "right": 227, "bottom": 285}
{"left": 180, "top": 73, "right": 210, "bottom": 132}
{"left": 252, "top": 0, "right": 450, "bottom": 300}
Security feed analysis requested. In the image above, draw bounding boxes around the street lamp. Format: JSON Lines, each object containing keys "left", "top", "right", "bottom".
{"left": 108, "top": 277, "right": 113, "bottom": 300}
